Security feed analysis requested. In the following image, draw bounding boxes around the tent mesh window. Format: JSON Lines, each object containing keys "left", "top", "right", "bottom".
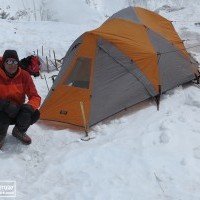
{"left": 65, "top": 57, "right": 92, "bottom": 89}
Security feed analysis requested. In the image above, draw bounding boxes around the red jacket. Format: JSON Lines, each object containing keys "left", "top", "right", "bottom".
{"left": 0, "top": 67, "right": 41, "bottom": 110}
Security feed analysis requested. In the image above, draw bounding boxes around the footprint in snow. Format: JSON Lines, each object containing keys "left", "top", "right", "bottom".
{"left": 193, "top": 146, "right": 200, "bottom": 159}
{"left": 160, "top": 132, "right": 170, "bottom": 144}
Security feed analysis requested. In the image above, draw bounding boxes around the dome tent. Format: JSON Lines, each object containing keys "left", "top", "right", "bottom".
{"left": 40, "top": 6, "right": 199, "bottom": 129}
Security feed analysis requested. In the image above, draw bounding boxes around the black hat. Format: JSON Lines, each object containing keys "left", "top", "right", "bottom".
{"left": 2, "top": 50, "right": 19, "bottom": 64}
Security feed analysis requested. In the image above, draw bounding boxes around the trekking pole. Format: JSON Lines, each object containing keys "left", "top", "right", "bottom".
{"left": 80, "top": 101, "right": 89, "bottom": 136}
{"left": 53, "top": 50, "right": 59, "bottom": 71}
{"left": 42, "top": 45, "right": 44, "bottom": 56}
{"left": 46, "top": 56, "right": 49, "bottom": 73}
{"left": 44, "top": 74, "right": 50, "bottom": 91}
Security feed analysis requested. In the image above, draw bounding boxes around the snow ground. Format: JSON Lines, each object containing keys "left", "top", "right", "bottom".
{"left": 0, "top": 1, "right": 200, "bottom": 200}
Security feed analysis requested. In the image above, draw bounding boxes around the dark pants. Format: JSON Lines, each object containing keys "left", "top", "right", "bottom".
{"left": 0, "top": 108, "right": 40, "bottom": 136}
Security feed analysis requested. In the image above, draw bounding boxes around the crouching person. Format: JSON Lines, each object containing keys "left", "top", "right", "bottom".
{"left": 0, "top": 50, "right": 41, "bottom": 149}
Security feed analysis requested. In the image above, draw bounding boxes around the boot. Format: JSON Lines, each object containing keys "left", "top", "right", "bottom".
{"left": 0, "top": 135, "right": 6, "bottom": 149}
{"left": 12, "top": 126, "right": 32, "bottom": 145}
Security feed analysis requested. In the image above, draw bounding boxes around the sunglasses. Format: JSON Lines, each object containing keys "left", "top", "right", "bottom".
{"left": 5, "top": 60, "right": 18, "bottom": 65}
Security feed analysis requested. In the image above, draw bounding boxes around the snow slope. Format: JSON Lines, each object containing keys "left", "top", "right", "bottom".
{"left": 0, "top": 1, "right": 200, "bottom": 200}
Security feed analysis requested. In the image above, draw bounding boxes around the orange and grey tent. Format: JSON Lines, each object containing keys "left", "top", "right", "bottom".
{"left": 40, "top": 6, "right": 199, "bottom": 129}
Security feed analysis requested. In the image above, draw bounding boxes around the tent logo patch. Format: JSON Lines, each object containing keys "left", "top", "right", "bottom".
{"left": 60, "top": 110, "right": 68, "bottom": 115}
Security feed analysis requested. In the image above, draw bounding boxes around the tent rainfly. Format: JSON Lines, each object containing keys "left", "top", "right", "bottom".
{"left": 40, "top": 6, "right": 199, "bottom": 130}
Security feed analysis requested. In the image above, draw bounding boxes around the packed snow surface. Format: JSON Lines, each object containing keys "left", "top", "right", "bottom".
{"left": 0, "top": 0, "right": 200, "bottom": 199}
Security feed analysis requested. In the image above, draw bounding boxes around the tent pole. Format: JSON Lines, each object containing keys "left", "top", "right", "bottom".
{"left": 80, "top": 101, "right": 89, "bottom": 135}
{"left": 155, "top": 85, "right": 161, "bottom": 111}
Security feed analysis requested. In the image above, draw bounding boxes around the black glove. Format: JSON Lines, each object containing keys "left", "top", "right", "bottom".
{"left": 4, "top": 103, "right": 20, "bottom": 118}
{"left": 20, "top": 104, "right": 35, "bottom": 114}
{"left": 0, "top": 100, "right": 10, "bottom": 111}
